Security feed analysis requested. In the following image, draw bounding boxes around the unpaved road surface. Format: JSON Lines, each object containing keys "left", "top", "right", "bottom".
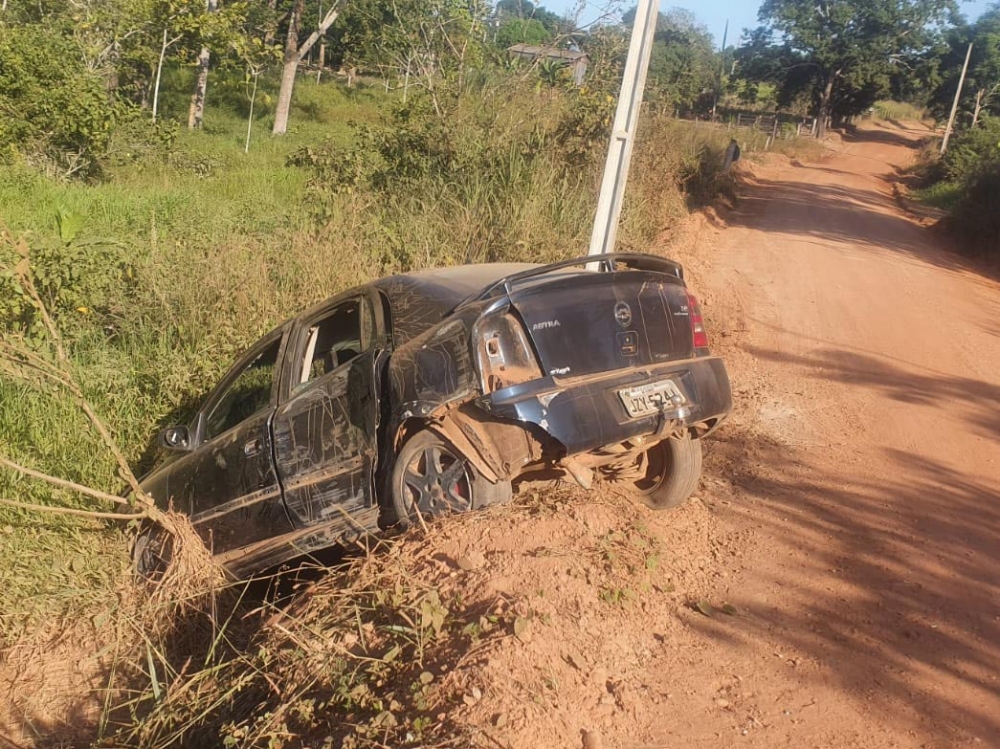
{"left": 653, "top": 123, "right": 1000, "bottom": 748}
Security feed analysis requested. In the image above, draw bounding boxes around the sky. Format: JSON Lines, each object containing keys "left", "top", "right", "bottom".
{"left": 545, "top": 0, "right": 998, "bottom": 48}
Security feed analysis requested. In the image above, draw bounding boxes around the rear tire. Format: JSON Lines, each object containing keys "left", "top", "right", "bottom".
{"left": 613, "top": 434, "right": 703, "bottom": 510}
{"left": 390, "top": 430, "right": 512, "bottom": 528}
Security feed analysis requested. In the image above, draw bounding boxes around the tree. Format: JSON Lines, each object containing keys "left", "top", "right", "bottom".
{"left": 188, "top": 0, "right": 219, "bottom": 129}
{"left": 272, "top": 0, "right": 342, "bottom": 135}
{"left": 930, "top": 5, "right": 1000, "bottom": 128}
{"left": 756, "top": 0, "right": 957, "bottom": 137}
{"left": 642, "top": 8, "right": 717, "bottom": 113}
{"left": 325, "top": 0, "right": 485, "bottom": 109}
{"left": 495, "top": 17, "right": 552, "bottom": 47}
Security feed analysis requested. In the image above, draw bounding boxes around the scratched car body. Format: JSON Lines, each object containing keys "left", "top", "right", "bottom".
{"left": 137, "top": 253, "right": 732, "bottom": 578}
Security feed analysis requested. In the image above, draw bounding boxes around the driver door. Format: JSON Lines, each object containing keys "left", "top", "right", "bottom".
{"left": 173, "top": 329, "right": 294, "bottom": 555}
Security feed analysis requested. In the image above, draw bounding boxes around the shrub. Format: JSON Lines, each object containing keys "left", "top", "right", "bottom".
{"left": 950, "top": 167, "right": 1000, "bottom": 255}
{"left": 0, "top": 27, "right": 124, "bottom": 178}
{"left": 937, "top": 116, "right": 1000, "bottom": 183}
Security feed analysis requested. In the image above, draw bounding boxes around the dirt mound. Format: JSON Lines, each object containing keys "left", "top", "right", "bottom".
{"left": 415, "top": 483, "right": 750, "bottom": 748}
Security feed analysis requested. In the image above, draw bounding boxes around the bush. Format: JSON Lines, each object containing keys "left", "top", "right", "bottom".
{"left": 938, "top": 116, "right": 1000, "bottom": 183}
{"left": 950, "top": 167, "right": 1000, "bottom": 255}
{"left": 0, "top": 27, "right": 127, "bottom": 178}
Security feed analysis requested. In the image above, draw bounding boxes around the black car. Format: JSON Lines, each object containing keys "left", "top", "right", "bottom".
{"left": 137, "top": 254, "right": 732, "bottom": 577}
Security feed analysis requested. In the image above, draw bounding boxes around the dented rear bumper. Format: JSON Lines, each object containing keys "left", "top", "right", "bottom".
{"left": 479, "top": 356, "right": 732, "bottom": 456}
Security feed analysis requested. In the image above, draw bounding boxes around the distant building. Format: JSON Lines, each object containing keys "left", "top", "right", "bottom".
{"left": 507, "top": 44, "right": 589, "bottom": 86}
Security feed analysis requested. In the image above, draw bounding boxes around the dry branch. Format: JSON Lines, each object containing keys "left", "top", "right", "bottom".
{"left": 0, "top": 497, "right": 146, "bottom": 521}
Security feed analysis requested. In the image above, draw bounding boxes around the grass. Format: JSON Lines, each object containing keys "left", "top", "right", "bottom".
{"left": 0, "top": 69, "right": 828, "bottom": 746}
{"left": 912, "top": 180, "right": 963, "bottom": 211}
{"left": 874, "top": 100, "right": 929, "bottom": 123}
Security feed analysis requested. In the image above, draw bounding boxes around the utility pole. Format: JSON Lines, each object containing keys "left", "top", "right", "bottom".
{"left": 941, "top": 42, "right": 973, "bottom": 155}
{"left": 711, "top": 19, "right": 729, "bottom": 121}
{"left": 587, "top": 0, "right": 661, "bottom": 258}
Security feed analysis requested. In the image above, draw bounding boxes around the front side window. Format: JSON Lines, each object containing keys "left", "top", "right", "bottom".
{"left": 298, "top": 300, "right": 370, "bottom": 385}
{"left": 203, "top": 338, "right": 281, "bottom": 441}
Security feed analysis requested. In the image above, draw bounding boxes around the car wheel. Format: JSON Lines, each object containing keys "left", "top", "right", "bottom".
{"left": 613, "top": 434, "right": 703, "bottom": 510}
{"left": 390, "top": 430, "right": 512, "bottom": 527}
{"left": 132, "top": 525, "right": 172, "bottom": 582}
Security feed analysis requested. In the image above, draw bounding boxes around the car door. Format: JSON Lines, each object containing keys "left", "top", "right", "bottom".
{"left": 172, "top": 329, "right": 294, "bottom": 555}
{"left": 271, "top": 294, "right": 380, "bottom": 529}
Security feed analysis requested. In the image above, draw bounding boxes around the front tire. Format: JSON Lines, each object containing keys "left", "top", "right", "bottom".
{"left": 132, "top": 524, "right": 172, "bottom": 582}
{"left": 390, "top": 430, "right": 512, "bottom": 528}
{"left": 611, "top": 434, "right": 703, "bottom": 510}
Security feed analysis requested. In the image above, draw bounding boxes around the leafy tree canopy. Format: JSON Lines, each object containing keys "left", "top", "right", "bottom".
{"left": 744, "top": 0, "right": 957, "bottom": 133}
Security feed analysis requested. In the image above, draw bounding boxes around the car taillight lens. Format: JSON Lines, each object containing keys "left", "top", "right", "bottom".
{"left": 476, "top": 313, "right": 543, "bottom": 393}
{"left": 687, "top": 292, "right": 709, "bottom": 350}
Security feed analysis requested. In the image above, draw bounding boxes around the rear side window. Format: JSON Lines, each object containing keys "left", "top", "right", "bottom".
{"left": 298, "top": 299, "right": 371, "bottom": 386}
{"left": 203, "top": 339, "right": 281, "bottom": 440}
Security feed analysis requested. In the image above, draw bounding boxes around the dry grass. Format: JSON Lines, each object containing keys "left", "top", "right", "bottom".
{"left": 0, "top": 77, "right": 767, "bottom": 747}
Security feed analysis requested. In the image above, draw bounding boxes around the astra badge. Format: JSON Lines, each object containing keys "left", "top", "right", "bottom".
{"left": 614, "top": 301, "right": 632, "bottom": 328}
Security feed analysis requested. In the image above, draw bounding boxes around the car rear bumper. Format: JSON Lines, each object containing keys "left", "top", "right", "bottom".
{"left": 479, "top": 356, "right": 732, "bottom": 456}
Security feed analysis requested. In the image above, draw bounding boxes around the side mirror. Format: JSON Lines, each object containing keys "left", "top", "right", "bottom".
{"left": 158, "top": 426, "right": 192, "bottom": 451}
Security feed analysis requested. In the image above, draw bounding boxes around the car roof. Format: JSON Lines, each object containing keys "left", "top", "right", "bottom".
{"left": 369, "top": 263, "right": 538, "bottom": 344}
{"left": 377, "top": 263, "right": 539, "bottom": 304}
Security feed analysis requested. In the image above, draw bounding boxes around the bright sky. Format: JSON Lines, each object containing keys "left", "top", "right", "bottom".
{"left": 546, "top": 0, "right": 998, "bottom": 47}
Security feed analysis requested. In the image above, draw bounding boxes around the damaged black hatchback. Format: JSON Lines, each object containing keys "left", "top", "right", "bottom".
{"left": 137, "top": 254, "right": 732, "bottom": 577}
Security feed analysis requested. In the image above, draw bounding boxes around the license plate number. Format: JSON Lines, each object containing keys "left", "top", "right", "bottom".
{"left": 618, "top": 379, "right": 686, "bottom": 418}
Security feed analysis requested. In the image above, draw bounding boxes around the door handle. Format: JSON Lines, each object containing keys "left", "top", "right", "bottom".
{"left": 244, "top": 438, "right": 263, "bottom": 457}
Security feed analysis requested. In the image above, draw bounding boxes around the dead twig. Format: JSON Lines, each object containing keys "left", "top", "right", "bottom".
{"left": 0, "top": 497, "right": 146, "bottom": 521}
{"left": 0, "top": 454, "right": 139, "bottom": 508}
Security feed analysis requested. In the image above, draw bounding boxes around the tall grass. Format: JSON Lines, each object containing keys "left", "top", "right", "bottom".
{"left": 874, "top": 100, "right": 929, "bottom": 123}
{"left": 0, "top": 73, "right": 765, "bottom": 732}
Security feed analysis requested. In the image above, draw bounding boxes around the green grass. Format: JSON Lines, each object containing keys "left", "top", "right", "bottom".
{"left": 912, "top": 180, "right": 962, "bottom": 211}
{"left": 874, "top": 100, "right": 929, "bottom": 123}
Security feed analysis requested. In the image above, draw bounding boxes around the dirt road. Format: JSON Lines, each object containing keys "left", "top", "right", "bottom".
{"left": 651, "top": 123, "right": 1000, "bottom": 748}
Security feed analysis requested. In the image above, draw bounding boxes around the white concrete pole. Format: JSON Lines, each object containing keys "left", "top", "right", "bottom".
{"left": 587, "top": 0, "right": 661, "bottom": 258}
{"left": 941, "top": 42, "right": 973, "bottom": 155}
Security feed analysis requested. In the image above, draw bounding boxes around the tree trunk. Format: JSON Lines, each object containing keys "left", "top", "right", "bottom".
{"left": 273, "top": 0, "right": 341, "bottom": 135}
{"left": 817, "top": 75, "right": 834, "bottom": 139}
{"left": 316, "top": 38, "right": 325, "bottom": 83}
{"left": 187, "top": 0, "right": 219, "bottom": 129}
{"left": 973, "top": 88, "right": 985, "bottom": 128}
{"left": 272, "top": 0, "right": 304, "bottom": 136}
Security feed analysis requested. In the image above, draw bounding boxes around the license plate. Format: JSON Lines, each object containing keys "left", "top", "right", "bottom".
{"left": 618, "top": 379, "right": 686, "bottom": 418}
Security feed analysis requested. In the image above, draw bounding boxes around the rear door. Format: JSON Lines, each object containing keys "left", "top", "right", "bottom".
{"left": 510, "top": 270, "right": 694, "bottom": 378}
{"left": 271, "top": 294, "right": 380, "bottom": 528}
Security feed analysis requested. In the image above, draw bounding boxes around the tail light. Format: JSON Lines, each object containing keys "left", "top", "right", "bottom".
{"left": 475, "top": 313, "right": 543, "bottom": 393}
{"left": 687, "top": 292, "right": 709, "bottom": 350}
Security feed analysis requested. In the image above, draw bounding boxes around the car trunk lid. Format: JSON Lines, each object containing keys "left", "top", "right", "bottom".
{"left": 509, "top": 270, "right": 695, "bottom": 379}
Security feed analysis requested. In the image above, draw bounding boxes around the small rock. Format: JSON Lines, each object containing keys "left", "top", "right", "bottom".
{"left": 565, "top": 651, "right": 587, "bottom": 671}
{"left": 457, "top": 550, "right": 486, "bottom": 571}
{"left": 472, "top": 686, "right": 482, "bottom": 700}
{"left": 493, "top": 712, "right": 508, "bottom": 728}
{"left": 582, "top": 729, "right": 603, "bottom": 749}
{"left": 716, "top": 698, "right": 730, "bottom": 708}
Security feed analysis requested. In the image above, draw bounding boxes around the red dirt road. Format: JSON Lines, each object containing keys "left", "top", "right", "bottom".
{"left": 655, "top": 123, "right": 1000, "bottom": 747}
